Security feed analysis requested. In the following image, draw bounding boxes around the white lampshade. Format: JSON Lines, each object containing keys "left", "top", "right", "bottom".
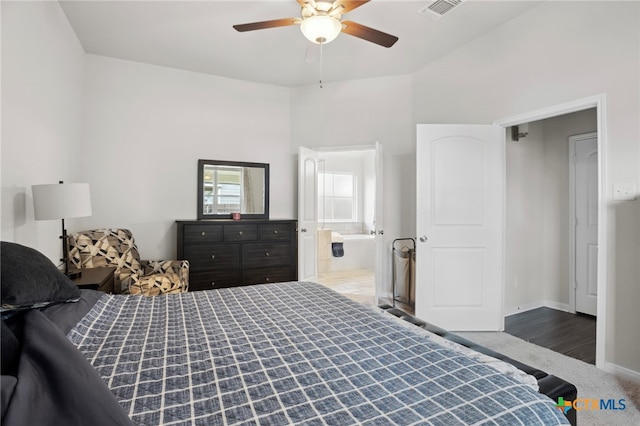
{"left": 32, "top": 183, "right": 92, "bottom": 220}
{"left": 300, "top": 15, "right": 342, "bottom": 44}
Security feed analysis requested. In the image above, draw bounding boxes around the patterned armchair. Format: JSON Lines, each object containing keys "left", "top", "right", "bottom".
{"left": 68, "top": 229, "right": 189, "bottom": 296}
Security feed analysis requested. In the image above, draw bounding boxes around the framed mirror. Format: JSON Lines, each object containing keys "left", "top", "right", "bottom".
{"left": 197, "top": 159, "right": 269, "bottom": 220}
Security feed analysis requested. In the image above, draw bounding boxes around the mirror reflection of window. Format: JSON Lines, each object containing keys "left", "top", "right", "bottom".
{"left": 204, "top": 166, "right": 242, "bottom": 214}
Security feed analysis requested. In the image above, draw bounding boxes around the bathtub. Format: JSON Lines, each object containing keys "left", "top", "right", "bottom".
{"left": 330, "top": 234, "right": 375, "bottom": 271}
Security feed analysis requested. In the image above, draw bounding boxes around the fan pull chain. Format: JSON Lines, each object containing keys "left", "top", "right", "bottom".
{"left": 319, "top": 41, "right": 324, "bottom": 89}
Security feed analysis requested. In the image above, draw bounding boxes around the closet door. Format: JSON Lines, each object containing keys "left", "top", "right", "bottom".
{"left": 571, "top": 133, "right": 598, "bottom": 316}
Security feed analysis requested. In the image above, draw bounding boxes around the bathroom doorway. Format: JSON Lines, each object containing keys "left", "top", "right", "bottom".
{"left": 311, "top": 147, "right": 378, "bottom": 306}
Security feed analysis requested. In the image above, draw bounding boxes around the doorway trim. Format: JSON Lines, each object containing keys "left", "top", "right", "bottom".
{"left": 494, "top": 94, "right": 608, "bottom": 369}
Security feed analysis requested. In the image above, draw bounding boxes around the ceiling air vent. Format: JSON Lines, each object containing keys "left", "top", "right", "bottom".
{"left": 418, "top": 0, "right": 465, "bottom": 19}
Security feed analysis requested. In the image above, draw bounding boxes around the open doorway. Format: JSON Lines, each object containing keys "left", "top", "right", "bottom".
{"left": 313, "top": 149, "right": 377, "bottom": 306}
{"left": 503, "top": 108, "right": 598, "bottom": 365}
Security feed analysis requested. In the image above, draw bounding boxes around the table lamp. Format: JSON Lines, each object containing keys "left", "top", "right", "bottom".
{"left": 32, "top": 181, "right": 92, "bottom": 277}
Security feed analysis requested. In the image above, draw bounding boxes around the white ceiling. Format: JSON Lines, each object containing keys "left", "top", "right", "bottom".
{"left": 59, "top": 0, "right": 543, "bottom": 87}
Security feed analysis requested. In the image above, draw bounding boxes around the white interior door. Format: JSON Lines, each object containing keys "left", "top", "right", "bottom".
{"left": 571, "top": 133, "right": 598, "bottom": 316}
{"left": 298, "top": 147, "right": 318, "bottom": 281}
{"left": 374, "top": 142, "right": 384, "bottom": 303}
{"left": 415, "top": 124, "right": 503, "bottom": 331}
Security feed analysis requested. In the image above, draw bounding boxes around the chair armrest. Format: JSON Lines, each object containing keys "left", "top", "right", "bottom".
{"left": 142, "top": 259, "right": 188, "bottom": 274}
{"left": 141, "top": 260, "right": 189, "bottom": 290}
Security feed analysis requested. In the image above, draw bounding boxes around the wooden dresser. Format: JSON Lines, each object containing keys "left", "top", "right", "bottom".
{"left": 176, "top": 220, "right": 297, "bottom": 291}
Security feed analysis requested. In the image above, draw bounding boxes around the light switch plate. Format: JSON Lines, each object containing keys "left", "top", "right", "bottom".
{"left": 613, "top": 182, "right": 637, "bottom": 201}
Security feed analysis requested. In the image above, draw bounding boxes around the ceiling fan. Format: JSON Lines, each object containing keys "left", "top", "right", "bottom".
{"left": 233, "top": 0, "right": 398, "bottom": 48}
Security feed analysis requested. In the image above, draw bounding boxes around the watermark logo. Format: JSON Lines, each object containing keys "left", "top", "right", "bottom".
{"left": 556, "top": 397, "right": 626, "bottom": 413}
{"left": 556, "top": 397, "right": 572, "bottom": 414}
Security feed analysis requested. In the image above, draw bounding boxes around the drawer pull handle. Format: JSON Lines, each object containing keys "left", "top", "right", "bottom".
{"left": 211, "top": 281, "right": 215, "bottom": 287}
{"left": 238, "top": 231, "right": 243, "bottom": 236}
{"left": 211, "top": 255, "right": 216, "bottom": 261}
{"left": 265, "top": 252, "right": 270, "bottom": 257}
{"left": 201, "top": 232, "right": 206, "bottom": 236}
{"left": 265, "top": 277, "right": 271, "bottom": 282}
{"left": 273, "top": 230, "right": 278, "bottom": 235}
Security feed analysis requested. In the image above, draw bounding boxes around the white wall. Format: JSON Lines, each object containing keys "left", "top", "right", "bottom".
{"left": 505, "top": 109, "right": 597, "bottom": 314}
{"left": 505, "top": 121, "right": 546, "bottom": 312}
{"left": 1, "top": 1, "right": 86, "bottom": 263}
{"left": 2, "top": 2, "right": 293, "bottom": 262}
{"left": 412, "top": 1, "right": 639, "bottom": 373}
{"left": 79, "top": 55, "right": 293, "bottom": 259}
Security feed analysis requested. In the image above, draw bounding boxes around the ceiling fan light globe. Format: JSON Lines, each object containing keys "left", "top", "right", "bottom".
{"left": 300, "top": 15, "right": 341, "bottom": 44}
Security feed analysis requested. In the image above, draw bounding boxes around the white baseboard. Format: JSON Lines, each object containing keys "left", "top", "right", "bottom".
{"left": 505, "top": 300, "right": 571, "bottom": 317}
{"left": 603, "top": 362, "right": 640, "bottom": 384}
{"left": 543, "top": 300, "right": 571, "bottom": 313}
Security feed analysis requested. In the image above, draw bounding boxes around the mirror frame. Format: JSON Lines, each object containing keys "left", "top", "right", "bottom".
{"left": 197, "top": 159, "right": 270, "bottom": 220}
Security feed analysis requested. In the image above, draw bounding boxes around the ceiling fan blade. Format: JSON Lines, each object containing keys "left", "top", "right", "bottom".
{"left": 340, "top": 20, "right": 398, "bottom": 48}
{"left": 233, "top": 18, "right": 300, "bottom": 32}
{"left": 331, "top": 1, "right": 370, "bottom": 15}
{"left": 297, "top": 0, "right": 318, "bottom": 15}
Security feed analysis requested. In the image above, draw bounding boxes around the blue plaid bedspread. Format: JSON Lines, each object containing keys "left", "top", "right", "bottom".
{"left": 68, "top": 281, "right": 569, "bottom": 425}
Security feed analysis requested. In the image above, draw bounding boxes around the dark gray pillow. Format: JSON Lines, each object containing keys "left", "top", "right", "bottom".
{"left": 1, "top": 242, "right": 80, "bottom": 312}
{"left": 1, "top": 319, "right": 21, "bottom": 375}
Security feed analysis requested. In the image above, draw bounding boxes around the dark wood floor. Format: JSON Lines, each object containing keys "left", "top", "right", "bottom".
{"left": 505, "top": 307, "right": 596, "bottom": 364}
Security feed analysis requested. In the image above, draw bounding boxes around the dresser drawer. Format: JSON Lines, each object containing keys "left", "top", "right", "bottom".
{"left": 258, "top": 223, "right": 292, "bottom": 241}
{"left": 189, "top": 269, "right": 241, "bottom": 291}
{"left": 242, "top": 266, "right": 294, "bottom": 286}
{"left": 224, "top": 224, "right": 257, "bottom": 241}
{"left": 184, "top": 244, "right": 240, "bottom": 270}
{"left": 242, "top": 243, "right": 291, "bottom": 268}
{"left": 183, "top": 224, "right": 223, "bottom": 244}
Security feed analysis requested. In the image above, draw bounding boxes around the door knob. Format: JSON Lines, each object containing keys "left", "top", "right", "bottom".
{"left": 419, "top": 235, "right": 428, "bottom": 243}
{"left": 300, "top": 228, "right": 307, "bottom": 232}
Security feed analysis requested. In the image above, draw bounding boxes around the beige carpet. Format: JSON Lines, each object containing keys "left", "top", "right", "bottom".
{"left": 457, "top": 331, "right": 640, "bottom": 426}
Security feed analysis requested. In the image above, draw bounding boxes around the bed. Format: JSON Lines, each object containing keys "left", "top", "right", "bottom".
{"left": 1, "top": 242, "right": 576, "bottom": 425}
